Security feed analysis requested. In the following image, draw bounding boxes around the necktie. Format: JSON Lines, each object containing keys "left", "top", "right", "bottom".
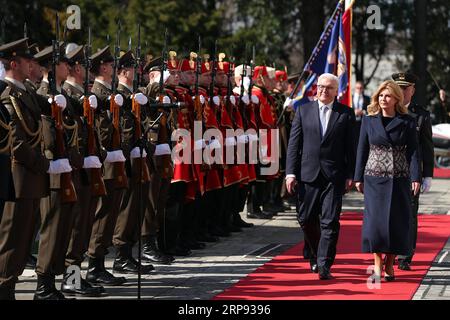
{"left": 320, "top": 105, "right": 329, "bottom": 137}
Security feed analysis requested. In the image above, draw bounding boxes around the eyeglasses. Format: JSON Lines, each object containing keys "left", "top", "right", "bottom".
{"left": 317, "top": 84, "right": 336, "bottom": 91}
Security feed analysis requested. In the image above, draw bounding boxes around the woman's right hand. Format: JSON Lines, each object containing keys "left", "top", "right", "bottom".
{"left": 355, "top": 182, "right": 364, "bottom": 194}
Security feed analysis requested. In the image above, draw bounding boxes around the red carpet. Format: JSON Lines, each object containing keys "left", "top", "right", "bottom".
{"left": 434, "top": 168, "right": 450, "bottom": 179}
{"left": 214, "top": 213, "right": 450, "bottom": 300}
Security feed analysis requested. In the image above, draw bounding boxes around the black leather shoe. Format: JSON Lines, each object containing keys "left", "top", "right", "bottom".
{"left": 113, "top": 257, "right": 154, "bottom": 274}
{"left": 309, "top": 259, "right": 318, "bottom": 273}
{"left": 210, "top": 227, "right": 231, "bottom": 237}
{"left": 197, "top": 234, "right": 220, "bottom": 243}
{"left": 186, "top": 240, "right": 206, "bottom": 250}
{"left": 247, "top": 211, "right": 272, "bottom": 219}
{"left": 233, "top": 215, "right": 254, "bottom": 228}
{"left": 86, "top": 269, "right": 126, "bottom": 286}
{"left": 142, "top": 249, "right": 172, "bottom": 265}
{"left": 318, "top": 267, "right": 333, "bottom": 280}
{"left": 34, "top": 275, "right": 69, "bottom": 300}
{"left": 61, "top": 278, "right": 104, "bottom": 297}
{"left": 398, "top": 261, "right": 411, "bottom": 271}
{"left": 165, "top": 246, "right": 192, "bottom": 257}
{"left": 25, "top": 254, "right": 37, "bottom": 269}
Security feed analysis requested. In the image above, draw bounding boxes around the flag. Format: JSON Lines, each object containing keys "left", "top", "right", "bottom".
{"left": 293, "top": 0, "right": 355, "bottom": 110}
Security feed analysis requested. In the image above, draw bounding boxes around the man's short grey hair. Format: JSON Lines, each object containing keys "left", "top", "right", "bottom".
{"left": 318, "top": 73, "right": 338, "bottom": 87}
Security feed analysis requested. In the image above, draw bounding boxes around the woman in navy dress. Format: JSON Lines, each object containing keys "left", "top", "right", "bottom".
{"left": 354, "top": 80, "right": 421, "bottom": 281}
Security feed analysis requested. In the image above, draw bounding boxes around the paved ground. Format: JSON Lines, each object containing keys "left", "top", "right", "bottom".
{"left": 15, "top": 179, "right": 450, "bottom": 300}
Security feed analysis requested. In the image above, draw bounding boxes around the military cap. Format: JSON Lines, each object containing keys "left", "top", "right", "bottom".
{"left": 201, "top": 54, "right": 211, "bottom": 74}
{"left": 266, "top": 66, "right": 276, "bottom": 79}
{"left": 392, "top": 72, "right": 419, "bottom": 87}
{"left": 275, "top": 70, "right": 288, "bottom": 82}
{"left": 118, "top": 50, "right": 135, "bottom": 69}
{"left": 180, "top": 52, "right": 197, "bottom": 72}
{"left": 167, "top": 51, "right": 180, "bottom": 70}
{"left": 234, "top": 64, "right": 251, "bottom": 78}
{"left": 90, "top": 46, "right": 114, "bottom": 70}
{"left": 252, "top": 65, "right": 268, "bottom": 80}
{"left": 217, "top": 53, "right": 229, "bottom": 73}
{"left": 28, "top": 43, "right": 41, "bottom": 56}
{"left": 66, "top": 44, "right": 84, "bottom": 66}
{"left": 33, "top": 41, "right": 69, "bottom": 67}
{"left": 0, "top": 38, "right": 33, "bottom": 60}
{"left": 143, "top": 56, "right": 162, "bottom": 73}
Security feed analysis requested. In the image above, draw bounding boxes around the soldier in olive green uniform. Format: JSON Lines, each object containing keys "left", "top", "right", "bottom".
{"left": 112, "top": 50, "right": 155, "bottom": 274}
{"left": 0, "top": 39, "right": 50, "bottom": 300}
{"left": 85, "top": 46, "right": 127, "bottom": 286}
{"left": 33, "top": 43, "right": 85, "bottom": 300}
{"left": 61, "top": 44, "right": 105, "bottom": 296}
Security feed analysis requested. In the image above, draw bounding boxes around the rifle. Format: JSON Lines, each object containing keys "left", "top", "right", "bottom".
{"left": 225, "top": 48, "right": 235, "bottom": 123}
{"left": 156, "top": 28, "right": 172, "bottom": 179}
{"left": 110, "top": 21, "right": 128, "bottom": 188}
{"left": 132, "top": 23, "right": 150, "bottom": 184}
{"left": 209, "top": 40, "right": 219, "bottom": 123}
{"left": 239, "top": 48, "right": 248, "bottom": 130}
{"left": 194, "top": 35, "right": 202, "bottom": 123}
{"left": 49, "top": 13, "right": 77, "bottom": 203}
{"left": 83, "top": 27, "right": 106, "bottom": 196}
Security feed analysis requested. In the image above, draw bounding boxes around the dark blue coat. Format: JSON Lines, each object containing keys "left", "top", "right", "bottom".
{"left": 286, "top": 100, "right": 356, "bottom": 187}
{"left": 354, "top": 113, "right": 420, "bottom": 255}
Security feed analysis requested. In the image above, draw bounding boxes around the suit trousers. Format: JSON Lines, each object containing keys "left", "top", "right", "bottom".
{"left": 113, "top": 181, "right": 150, "bottom": 256}
{"left": 87, "top": 179, "right": 125, "bottom": 259}
{"left": 297, "top": 173, "right": 344, "bottom": 270}
{"left": 36, "top": 191, "right": 77, "bottom": 276}
{"left": 142, "top": 173, "right": 170, "bottom": 238}
{"left": 398, "top": 193, "right": 420, "bottom": 263}
{"left": 65, "top": 185, "right": 99, "bottom": 267}
{"left": 0, "top": 199, "right": 41, "bottom": 288}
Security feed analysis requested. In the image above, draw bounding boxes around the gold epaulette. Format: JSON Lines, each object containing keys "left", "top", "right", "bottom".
{"left": 10, "top": 95, "right": 42, "bottom": 148}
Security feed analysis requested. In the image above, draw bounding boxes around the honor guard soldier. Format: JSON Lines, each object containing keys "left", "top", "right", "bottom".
{"left": 33, "top": 41, "right": 84, "bottom": 300}
{"left": 0, "top": 38, "right": 51, "bottom": 300}
{"left": 140, "top": 57, "right": 175, "bottom": 264}
{"left": 61, "top": 44, "right": 105, "bottom": 296}
{"left": 85, "top": 46, "right": 127, "bottom": 286}
{"left": 392, "top": 72, "right": 434, "bottom": 271}
{"left": 111, "top": 50, "right": 154, "bottom": 274}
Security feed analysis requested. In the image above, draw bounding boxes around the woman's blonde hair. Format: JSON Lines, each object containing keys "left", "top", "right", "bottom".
{"left": 367, "top": 80, "right": 407, "bottom": 115}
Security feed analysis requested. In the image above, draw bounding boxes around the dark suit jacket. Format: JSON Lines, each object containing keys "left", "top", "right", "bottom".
{"left": 408, "top": 103, "right": 434, "bottom": 178}
{"left": 286, "top": 100, "right": 357, "bottom": 185}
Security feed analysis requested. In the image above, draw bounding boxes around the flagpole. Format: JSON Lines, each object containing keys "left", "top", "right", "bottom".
{"left": 289, "top": 0, "right": 344, "bottom": 100}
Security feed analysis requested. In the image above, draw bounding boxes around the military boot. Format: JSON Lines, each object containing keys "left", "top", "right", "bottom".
{"left": 85, "top": 256, "right": 126, "bottom": 286}
{"left": 34, "top": 274, "right": 67, "bottom": 300}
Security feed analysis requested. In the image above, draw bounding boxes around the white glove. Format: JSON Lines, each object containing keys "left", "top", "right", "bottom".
{"left": 251, "top": 95, "right": 259, "bottom": 104}
{"left": 47, "top": 158, "right": 72, "bottom": 174}
{"left": 114, "top": 94, "right": 124, "bottom": 107}
{"left": 208, "top": 139, "right": 222, "bottom": 150}
{"left": 155, "top": 143, "right": 172, "bottom": 156}
{"left": 105, "top": 150, "right": 126, "bottom": 163}
{"left": 130, "top": 146, "right": 148, "bottom": 158}
{"left": 163, "top": 95, "right": 171, "bottom": 104}
{"left": 82, "top": 156, "right": 102, "bottom": 169}
{"left": 48, "top": 94, "right": 67, "bottom": 110}
{"left": 283, "top": 97, "right": 293, "bottom": 109}
{"left": 237, "top": 134, "right": 248, "bottom": 144}
{"left": 194, "top": 139, "right": 207, "bottom": 150}
{"left": 213, "top": 96, "right": 220, "bottom": 106}
{"left": 229, "top": 96, "right": 236, "bottom": 105}
{"left": 163, "top": 70, "right": 171, "bottom": 83}
{"left": 225, "top": 136, "right": 236, "bottom": 146}
{"left": 89, "top": 95, "right": 98, "bottom": 109}
{"left": 248, "top": 134, "right": 258, "bottom": 142}
{"left": 241, "top": 95, "right": 250, "bottom": 105}
{"left": 421, "top": 177, "right": 432, "bottom": 193}
{"left": 200, "top": 95, "right": 205, "bottom": 104}
{"left": 133, "top": 93, "right": 148, "bottom": 105}
{"left": 242, "top": 76, "right": 251, "bottom": 91}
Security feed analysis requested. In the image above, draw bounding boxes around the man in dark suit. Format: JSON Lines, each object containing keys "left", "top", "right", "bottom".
{"left": 286, "top": 73, "right": 356, "bottom": 280}
{"left": 352, "top": 80, "right": 370, "bottom": 138}
{"left": 392, "top": 72, "right": 434, "bottom": 271}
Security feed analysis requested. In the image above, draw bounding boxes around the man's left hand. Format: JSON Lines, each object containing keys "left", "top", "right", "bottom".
{"left": 345, "top": 179, "right": 354, "bottom": 193}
